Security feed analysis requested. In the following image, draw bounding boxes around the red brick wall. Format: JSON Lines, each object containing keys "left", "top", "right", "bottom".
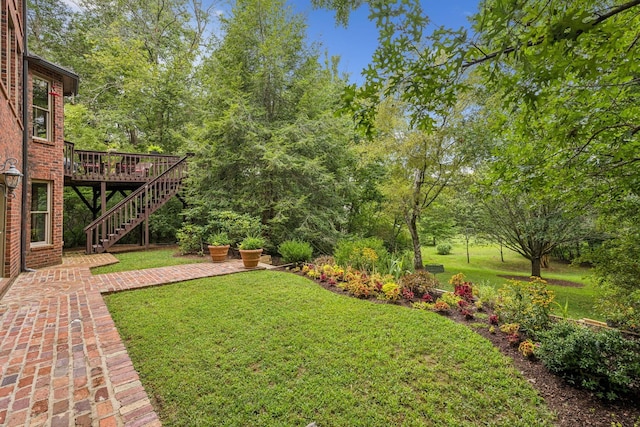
{"left": 0, "top": 94, "right": 24, "bottom": 278}
{"left": 25, "top": 66, "right": 64, "bottom": 269}
{"left": 0, "top": 0, "right": 24, "bottom": 278}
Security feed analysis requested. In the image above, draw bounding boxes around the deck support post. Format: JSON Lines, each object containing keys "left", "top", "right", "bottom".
{"left": 101, "top": 181, "right": 106, "bottom": 245}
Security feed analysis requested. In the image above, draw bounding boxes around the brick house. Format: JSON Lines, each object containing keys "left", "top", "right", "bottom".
{"left": 1, "top": 0, "right": 78, "bottom": 277}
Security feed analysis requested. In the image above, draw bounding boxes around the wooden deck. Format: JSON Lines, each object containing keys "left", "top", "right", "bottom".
{"left": 63, "top": 141, "right": 181, "bottom": 187}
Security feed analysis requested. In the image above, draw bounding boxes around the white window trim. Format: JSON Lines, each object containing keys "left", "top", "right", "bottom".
{"left": 30, "top": 181, "right": 52, "bottom": 247}
{"left": 32, "top": 75, "right": 52, "bottom": 141}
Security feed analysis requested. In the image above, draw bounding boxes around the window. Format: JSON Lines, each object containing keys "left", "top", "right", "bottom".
{"left": 30, "top": 181, "right": 51, "bottom": 246}
{"left": 32, "top": 76, "right": 51, "bottom": 140}
{"left": 1, "top": 1, "right": 6, "bottom": 93}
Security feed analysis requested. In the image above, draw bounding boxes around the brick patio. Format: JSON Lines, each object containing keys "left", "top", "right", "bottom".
{"left": 0, "top": 254, "right": 264, "bottom": 426}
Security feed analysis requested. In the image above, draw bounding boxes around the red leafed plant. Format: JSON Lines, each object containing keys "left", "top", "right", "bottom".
{"left": 454, "top": 283, "right": 474, "bottom": 302}
{"left": 401, "top": 287, "right": 414, "bottom": 300}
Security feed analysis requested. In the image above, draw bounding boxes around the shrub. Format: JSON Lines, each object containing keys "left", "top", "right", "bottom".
{"left": 436, "top": 243, "right": 452, "bottom": 255}
{"left": 495, "top": 278, "right": 555, "bottom": 338}
{"left": 207, "top": 211, "right": 262, "bottom": 246}
{"left": 176, "top": 224, "right": 206, "bottom": 255}
{"left": 333, "top": 237, "right": 387, "bottom": 273}
{"left": 278, "top": 240, "right": 313, "bottom": 264}
{"left": 476, "top": 283, "right": 499, "bottom": 308}
{"left": 537, "top": 321, "right": 640, "bottom": 400}
{"left": 399, "top": 270, "right": 439, "bottom": 298}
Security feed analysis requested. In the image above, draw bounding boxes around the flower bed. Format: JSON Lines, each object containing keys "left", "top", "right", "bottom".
{"left": 293, "top": 261, "right": 640, "bottom": 425}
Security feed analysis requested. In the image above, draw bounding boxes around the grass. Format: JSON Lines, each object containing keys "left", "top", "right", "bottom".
{"left": 105, "top": 271, "right": 555, "bottom": 427}
{"left": 422, "top": 240, "right": 599, "bottom": 320}
{"left": 91, "top": 248, "right": 207, "bottom": 274}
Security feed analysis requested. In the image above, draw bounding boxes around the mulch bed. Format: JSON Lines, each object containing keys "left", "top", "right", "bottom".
{"left": 286, "top": 268, "right": 640, "bottom": 427}
{"left": 498, "top": 275, "right": 585, "bottom": 288}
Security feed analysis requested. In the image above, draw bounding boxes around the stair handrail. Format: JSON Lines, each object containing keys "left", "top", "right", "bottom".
{"left": 84, "top": 155, "right": 189, "bottom": 252}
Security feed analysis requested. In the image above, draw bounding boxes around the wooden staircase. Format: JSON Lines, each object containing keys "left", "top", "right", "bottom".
{"left": 84, "top": 155, "right": 189, "bottom": 254}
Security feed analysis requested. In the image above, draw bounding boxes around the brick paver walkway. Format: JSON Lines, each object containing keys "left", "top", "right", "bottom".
{"left": 0, "top": 254, "right": 263, "bottom": 426}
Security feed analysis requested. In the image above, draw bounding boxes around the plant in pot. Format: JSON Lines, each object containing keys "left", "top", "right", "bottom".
{"left": 207, "top": 232, "right": 231, "bottom": 263}
{"left": 238, "top": 235, "right": 265, "bottom": 268}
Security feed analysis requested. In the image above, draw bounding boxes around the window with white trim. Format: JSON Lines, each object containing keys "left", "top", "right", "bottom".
{"left": 32, "top": 76, "right": 51, "bottom": 140}
{"left": 30, "top": 181, "right": 52, "bottom": 246}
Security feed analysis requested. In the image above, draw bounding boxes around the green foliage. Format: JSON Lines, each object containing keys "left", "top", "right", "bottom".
{"left": 439, "top": 292, "right": 463, "bottom": 308}
{"left": 495, "top": 279, "right": 555, "bottom": 338}
{"left": 436, "top": 243, "right": 452, "bottom": 255}
{"left": 186, "top": 0, "right": 358, "bottom": 254}
{"left": 278, "top": 240, "right": 313, "bottom": 264}
{"left": 333, "top": 237, "right": 387, "bottom": 273}
{"left": 375, "top": 250, "right": 414, "bottom": 279}
{"left": 207, "top": 232, "right": 231, "bottom": 246}
{"left": 380, "top": 282, "right": 400, "bottom": 301}
{"left": 537, "top": 322, "right": 640, "bottom": 400}
{"left": 176, "top": 224, "right": 206, "bottom": 255}
{"left": 590, "top": 199, "right": 640, "bottom": 332}
{"left": 206, "top": 211, "right": 262, "bottom": 246}
{"left": 179, "top": 208, "right": 262, "bottom": 247}
{"left": 476, "top": 283, "right": 499, "bottom": 308}
{"left": 239, "top": 236, "right": 266, "bottom": 250}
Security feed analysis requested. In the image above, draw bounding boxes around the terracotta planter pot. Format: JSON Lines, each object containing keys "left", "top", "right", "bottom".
{"left": 239, "top": 249, "right": 263, "bottom": 268}
{"left": 208, "top": 245, "right": 230, "bottom": 263}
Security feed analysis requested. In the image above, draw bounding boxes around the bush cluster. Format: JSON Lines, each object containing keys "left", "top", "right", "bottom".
{"left": 494, "top": 278, "right": 555, "bottom": 338}
{"left": 536, "top": 321, "right": 640, "bottom": 400}
{"left": 436, "top": 243, "right": 452, "bottom": 255}
{"left": 333, "top": 237, "right": 387, "bottom": 272}
{"left": 399, "top": 270, "right": 438, "bottom": 299}
{"left": 278, "top": 240, "right": 313, "bottom": 264}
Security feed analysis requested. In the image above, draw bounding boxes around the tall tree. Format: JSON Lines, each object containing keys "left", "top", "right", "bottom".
{"left": 367, "top": 99, "right": 474, "bottom": 270}
{"left": 187, "top": 0, "right": 356, "bottom": 251}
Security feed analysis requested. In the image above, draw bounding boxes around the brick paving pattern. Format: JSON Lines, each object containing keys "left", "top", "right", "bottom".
{"left": 0, "top": 255, "right": 263, "bottom": 426}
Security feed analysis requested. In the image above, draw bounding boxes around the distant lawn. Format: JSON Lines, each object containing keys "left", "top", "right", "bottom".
{"left": 91, "top": 248, "right": 207, "bottom": 274}
{"left": 422, "top": 240, "right": 599, "bottom": 320}
{"left": 105, "top": 271, "right": 554, "bottom": 427}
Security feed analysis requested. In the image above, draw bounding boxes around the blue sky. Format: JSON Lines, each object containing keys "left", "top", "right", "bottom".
{"left": 290, "top": 0, "right": 480, "bottom": 83}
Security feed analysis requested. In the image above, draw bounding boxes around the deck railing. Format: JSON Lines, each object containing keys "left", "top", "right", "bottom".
{"left": 64, "top": 141, "right": 181, "bottom": 182}
{"left": 84, "top": 155, "right": 189, "bottom": 253}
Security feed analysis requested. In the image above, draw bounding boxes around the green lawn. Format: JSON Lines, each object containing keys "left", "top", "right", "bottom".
{"left": 422, "top": 240, "right": 599, "bottom": 320}
{"left": 91, "top": 248, "right": 207, "bottom": 274}
{"left": 105, "top": 271, "right": 554, "bottom": 427}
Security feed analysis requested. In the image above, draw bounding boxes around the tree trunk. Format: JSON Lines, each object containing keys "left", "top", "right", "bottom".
{"left": 531, "top": 257, "right": 542, "bottom": 278}
{"left": 541, "top": 254, "right": 549, "bottom": 269}
{"left": 408, "top": 213, "right": 423, "bottom": 270}
{"left": 500, "top": 242, "right": 504, "bottom": 262}
{"left": 466, "top": 236, "right": 470, "bottom": 264}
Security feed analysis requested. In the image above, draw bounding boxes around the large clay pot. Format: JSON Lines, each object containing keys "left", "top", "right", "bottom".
{"left": 208, "top": 245, "right": 230, "bottom": 263}
{"left": 239, "top": 249, "right": 263, "bottom": 268}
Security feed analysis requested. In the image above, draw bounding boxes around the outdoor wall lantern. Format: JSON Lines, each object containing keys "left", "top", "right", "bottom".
{"left": 0, "top": 158, "right": 23, "bottom": 197}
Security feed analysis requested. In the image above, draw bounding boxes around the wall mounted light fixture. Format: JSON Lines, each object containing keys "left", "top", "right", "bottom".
{"left": 0, "top": 158, "right": 23, "bottom": 198}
